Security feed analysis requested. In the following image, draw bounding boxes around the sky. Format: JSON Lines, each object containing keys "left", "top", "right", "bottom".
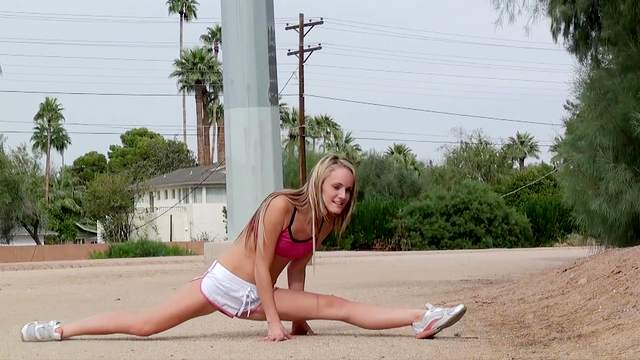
{"left": 0, "top": 0, "right": 577, "bottom": 169}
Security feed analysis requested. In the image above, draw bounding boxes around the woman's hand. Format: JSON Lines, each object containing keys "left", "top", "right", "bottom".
{"left": 265, "top": 321, "right": 292, "bottom": 342}
{"left": 291, "top": 320, "right": 315, "bottom": 336}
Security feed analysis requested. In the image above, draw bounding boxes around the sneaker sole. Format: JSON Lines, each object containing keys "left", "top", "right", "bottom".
{"left": 20, "top": 324, "right": 28, "bottom": 342}
{"left": 415, "top": 305, "right": 466, "bottom": 339}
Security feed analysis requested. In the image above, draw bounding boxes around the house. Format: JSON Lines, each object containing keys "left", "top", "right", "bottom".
{"left": 0, "top": 226, "right": 57, "bottom": 246}
{"left": 133, "top": 164, "right": 227, "bottom": 243}
{"left": 0, "top": 222, "right": 99, "bottom": 246}
{"left": 75, "top": 222, "right": 101, "bottom": 244}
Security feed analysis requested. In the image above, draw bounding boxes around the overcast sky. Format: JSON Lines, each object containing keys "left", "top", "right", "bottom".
{"left": 0, "top": 0, "right": 577, "bottom": 168}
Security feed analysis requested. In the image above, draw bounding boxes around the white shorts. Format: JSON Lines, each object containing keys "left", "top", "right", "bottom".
{"left": 199, "top": 261, "right": 261, "bottom": 318}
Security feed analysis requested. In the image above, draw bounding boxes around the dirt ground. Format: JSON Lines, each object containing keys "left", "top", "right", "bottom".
{"left": 2, "top": 246, "right": 634, "bottom": 359}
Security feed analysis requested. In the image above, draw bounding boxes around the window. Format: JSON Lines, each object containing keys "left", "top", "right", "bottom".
{"left": 193, "top": 187, "right": 202, "bottom": 203}
{"left": 184, "top": 188, "right": 189, "bottom": 204}
{"left": 164, "top": 190, "right": 168, "bottom": 200}
{"left": 206, "top": 187, "right": 222, "bottom": 203}
{"left": 172, "top": 189, "right": 176, "bottom": 199}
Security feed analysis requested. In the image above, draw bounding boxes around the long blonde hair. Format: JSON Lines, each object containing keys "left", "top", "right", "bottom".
{"left": 239, "top": 154, "right": 357, "bottom": 257}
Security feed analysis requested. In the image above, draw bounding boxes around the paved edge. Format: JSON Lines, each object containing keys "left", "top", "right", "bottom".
{"left": 0, "top": 246, "right": 592, "bottom": 272}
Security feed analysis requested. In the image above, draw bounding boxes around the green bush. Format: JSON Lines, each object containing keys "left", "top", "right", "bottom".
{"left": 356, "top": 152, "right": 424, "bottom": 201}
{"left": 89, "top": 239, "right": 194, "bottom": 259}
{"left": 323, "top": 196, "right": 403, "bottom": 250}
{"left": 394, "top": 180, "right": 533, "bottom": 249}
{"left": 521, "top": 195, "right": 576, "bottom": 246}
{"left": 497, "top": 164, "right": 576, "bottom": 245}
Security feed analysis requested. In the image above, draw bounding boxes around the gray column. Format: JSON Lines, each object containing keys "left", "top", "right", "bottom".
{"left": 221, "top": 0, "right": 283, "bottom": 242}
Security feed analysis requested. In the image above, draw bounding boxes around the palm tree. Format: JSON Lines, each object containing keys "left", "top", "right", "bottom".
{"left": 504, "top": 131, "right": 540, "bottom": 170}
{"left": 280, "top": 106, "right": 311, "bottom": 154}
{"left": 308, "top": 114, "right": 341, "bottom": 152}
{"left": 166, "top": 0, "right": 199, "bottom": 145}
{"left": 324, "top": 130, "right": 362, "bottom": 164}
{"left": 385, "top": 143, "right": 419, "bottom": 172}
{"left": 207, "top": 101, "right": 225, "bottom": 163}
{"left": 32, "top": 121, "right": 71, "bottom": 166}
{"left": 170, "top": 47, "right": 221, "bottom": 165}
{"left": 32, "top": 97, "right": 67, "bottom": 203}
{"left": 200, "top": 25, "right": 222, "bottom": 59}
{"left": 200, "top": 25, "right": 225, "bottom": 163}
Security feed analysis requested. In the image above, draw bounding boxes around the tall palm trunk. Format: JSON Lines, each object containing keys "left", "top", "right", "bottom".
{"left": 180, "top": 14, "right": 187, "bottom": 144}
{"left": 194, "top": 85, "right": 205, "bottom": 164}
{"left": 45, "top": 128, "right": 51, "bottom": 203}
{"left": 216, "top": 105, "right": 225, "bottom": 164}
{"left": 518, "top": 157, "right": 525, "bottom": 170}
{"left": 202, "top": 89, "right": 212, "bottom": 166}
{"left": 212, "top": 44, "right": 224, "bottom": 164}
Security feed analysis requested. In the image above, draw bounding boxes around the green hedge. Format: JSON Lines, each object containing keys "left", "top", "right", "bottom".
{"left": 322, "top": 196, "right": 403, "bottom": 250}
{"left": 394, "top": 180, "right": 533, "bottom": 249}
{"left": 497, "top": 165, "right": 576, "bottom": 245}
{"left": 90, "top": 239, "right": 194, "bottom": 259}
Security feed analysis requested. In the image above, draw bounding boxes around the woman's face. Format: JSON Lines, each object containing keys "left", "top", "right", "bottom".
{"left": 321, "top": 166, "right": 355, "bottom": 215}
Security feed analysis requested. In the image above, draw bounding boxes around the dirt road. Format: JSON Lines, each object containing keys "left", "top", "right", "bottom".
{"left": 0, "top": 247, "right": 589, "bottom": 359}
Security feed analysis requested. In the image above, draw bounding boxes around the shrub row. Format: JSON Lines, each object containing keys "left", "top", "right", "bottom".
{"left": 90, "top": 239, "right": 194, "bottom": 259}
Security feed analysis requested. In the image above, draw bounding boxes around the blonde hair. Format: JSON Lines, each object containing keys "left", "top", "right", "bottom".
{"left": 239, "top": 154, "right": 357, "bottom": 257}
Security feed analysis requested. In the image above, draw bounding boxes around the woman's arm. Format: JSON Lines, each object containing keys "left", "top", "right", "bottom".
{"left": 287, "top": 254, "right": 316, "bottom": 335}
{"left": 287, "top": 254, "right": 311, "bottom": 291}
{"left": 253, "top": 196, "right": 291, "bottom": 341}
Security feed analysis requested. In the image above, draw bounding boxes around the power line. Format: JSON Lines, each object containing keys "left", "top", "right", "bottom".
{"left": 292, "top": 79, "right": 564, "bottom": 98}
{"left": 301, "top": 63, "right": 570, "bottom": 84}
{"left": 2, "top": 130, "right": 197, "bottom": 136}
{"left": 0, "top": 10, "right": 221, "bottom": 20}
{"left": 500, "top": 167, "right": 559, "bottom": 198}
{"left": 0, "top": 10, "right": 295, "bottom": 23}
{"left": 0, "top": 52, "right": 170, "bottom": 62}
{"left": 319, "top": 48, "right": 569, "bottom": 73}
{"left": 323, "top": 17, "right": 558, "bottom": 46}
{"left": 322, "top": 25, "right": 564, "bottom": 52}
{"left": 278, "top": 71, "right": 297, "bottom": 96}
{"left": 300, "top": 72, "right": 568, "bottom": 91}
{"left": 0, "top": 119, "right": 196, "bottom": 130}
{"left": 354, "top": 136, "right": 554, "bottom": 147}
{"left": 1, "top": 130, "right": 556, "bottom": 148}
{"left": 282, "top": 93, "right": 561, "bottom": 126}
{"left": 0, "top": 89, "right": 179, "bottom": 96}
{"left": 323, "top": 42, "right": 573, "bottom": 67}
{"left": 0, "top": 37, "right": 200, "bottom": 49}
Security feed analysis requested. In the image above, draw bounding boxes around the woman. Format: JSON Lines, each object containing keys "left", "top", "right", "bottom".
{"left": 21, "top": 154, "right": 465, "bottom": 342}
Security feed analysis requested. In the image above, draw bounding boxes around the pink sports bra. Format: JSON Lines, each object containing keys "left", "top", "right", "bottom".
{"left": 275, "top": 208, "right": 323, "bottom": 260}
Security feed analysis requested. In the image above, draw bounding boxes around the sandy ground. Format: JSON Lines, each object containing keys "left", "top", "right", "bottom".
{"left": 0, "top": 247, "right": 592, "bottom": 360}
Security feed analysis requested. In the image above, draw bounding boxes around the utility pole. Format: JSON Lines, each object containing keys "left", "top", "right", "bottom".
{"left": 286, "top": 13, "right": 322, "bottom": 185}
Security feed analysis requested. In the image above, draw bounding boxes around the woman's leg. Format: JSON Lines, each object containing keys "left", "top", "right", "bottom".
{"left": 60, "top": 280, "right": 217, "bottom": 338}
{"left": 246, "top": 289, "right": 424, "bottom": 330}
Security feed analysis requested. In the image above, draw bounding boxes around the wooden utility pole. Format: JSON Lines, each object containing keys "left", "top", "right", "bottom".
{"left": 286, "top": 13, "right": 322, "bottom": 185}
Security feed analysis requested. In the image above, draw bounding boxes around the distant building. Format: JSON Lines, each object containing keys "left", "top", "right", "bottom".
{"left": 0, "top": 227, "right": 57, "bottom": 246}
{"left": 0, "top": 222, "right": 97, "bottom": 246}
{"left": 133, "top": 164, "right": 228, "bottom": 243}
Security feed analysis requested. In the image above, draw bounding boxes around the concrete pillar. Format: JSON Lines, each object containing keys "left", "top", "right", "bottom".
{"left": 220, "top": 0, "right": 283, "bottom": 245}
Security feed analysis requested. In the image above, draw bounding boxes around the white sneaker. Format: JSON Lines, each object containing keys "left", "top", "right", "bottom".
{"left": 412, "top": 304, "right": 466, "bottom": 339}
{"left": 21, "top": 320, "right": 62, "bottom": 342}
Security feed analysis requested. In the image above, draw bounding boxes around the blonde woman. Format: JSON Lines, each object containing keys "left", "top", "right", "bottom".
{"left": 21, "top": 154, "right": 465, "bottom": 342}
